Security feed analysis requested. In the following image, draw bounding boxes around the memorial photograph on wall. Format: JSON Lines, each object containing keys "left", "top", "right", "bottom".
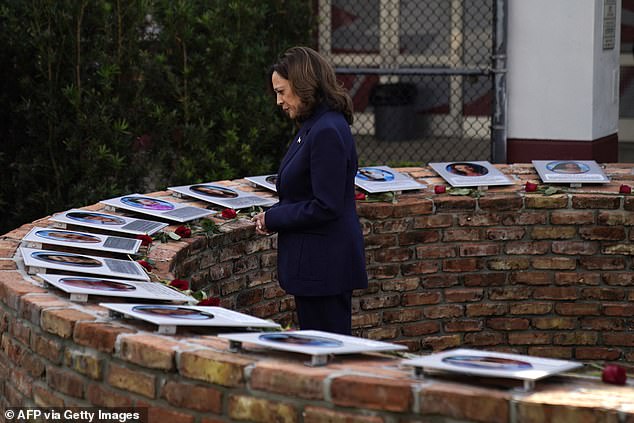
{"left": 354, "top": 166, "right": 426, "bottom": 193}
{"left": 51, "top": 209, "right": 168, "bottom": 235}
{"left": 532, "top": 160, "right": 610, "bottom": 184}
{"left": 101, "top": 303, "right": 281, "bottom": 332}
{"left": 401, "top": 348, "right": 582, "bottom": 382}
{"left": 22, "top": 227, "right": 142, "bottom": 255}
{"left": 429, "top": 161, "right": 513, "bottom": 187}
{"left": 169, "top": 183, "right": 277, "bottom": 209}
{"left": 100, "top": 194, "right": 214, "bottom": 223}
{"left": 20, "top": 247, "right": 151, "bottom": 281}
{"left": 38, "top": 274, "right": 194, "bottom": 303}
{"left": 245, "top": 174, "right": 278, "bottom": 192}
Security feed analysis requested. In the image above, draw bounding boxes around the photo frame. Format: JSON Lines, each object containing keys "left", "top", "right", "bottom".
{"left": 101, "top": 303, "right": 281, "bottom": 334}
{"left": 401, "top": 348, "right": 582, "bottom": 391}
{"left": 50, "top": 209, "right": 168, "bottom": 235}
{"left": 20, "top": 247, "right": 150, "bottom": 281}
{"left": 38, "top": 274, "right": 194, "bottom": 303}
{"left": 245, "top": 174, "right": 278, "bottom": 193}
{"left": 220, "top": 330, "right": 408, "bottom": 366}
{"left": 355, "top": 166, "right": 426, "bottom": 193}
{"left": 22, "top": 227, "right": 142, "bottom": 255}
{"left": 429, "top": 161, "right": 513, "bottom": 188}
{"left": 169, "top": 183, "right": 277, "bottom": 209}
{"left": 100, "top": 194, "right": 214, "bottom": 223}
{"left": 532, "top": 160, "right": 610, "bottom": 185}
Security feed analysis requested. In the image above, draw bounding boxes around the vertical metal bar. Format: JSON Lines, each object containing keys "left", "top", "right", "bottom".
{"left": 318, "top": 0, "right": 332, "bottom": 59}
{"left": 491, "top": 0, "right": 508, "bottom": 163}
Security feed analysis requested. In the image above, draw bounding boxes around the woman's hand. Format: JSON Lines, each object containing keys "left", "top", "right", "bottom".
{"left": 251, "top": 212, "right": 272, "bottom": 235}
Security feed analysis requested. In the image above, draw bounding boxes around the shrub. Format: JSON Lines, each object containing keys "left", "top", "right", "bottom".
{"left": 0, "top": 0, "right": 313, "bottom": 233}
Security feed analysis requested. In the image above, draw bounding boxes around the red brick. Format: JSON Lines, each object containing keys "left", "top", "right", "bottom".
{"left": 489, "top": 287, "right": 532, "bottom": 300}
{"left": 571, "top": 194, "right": 620, "bottom": 209}
{"left": 527, "top": 347, "right": 573, "bottom": 359}
{"left": 357, "top": 202, "right": 394, "bottom": 219}
{"left": 531, "top": 257, "right": 576, "bottom": 270}
{"left": 367, "top": 264, "right": 400, "bottom": 279}
{"left": 580, "top": 317, "right": 625, "bottom": 331}
{"left": 464, "top": 332, "right": 505, "bottom": 346}
{"left": 401, "top": 321, "right": 441, "bottom": 336}
{"left": 551, "top": 210, "right": 595, "bottom": 225}
{"left": 442, "top": 258, "right": 482, "bottom": 272}
{"left": 0, "top": 272, "right": 47, "bottom": 310}
{"left": 579, "top": 226, "right": 626, "bottom": 240}
{"left": 381, "top": 277, "right": 419, "bottom": 291}
{"left": 398, "top": 230, "right": 440, "bottom": 245}
{"left": 161, "top": 381, "right": 223, "bottom": 412}
{"left": 553, "top": 332, "right": 598, "bottom": 345}
{"left": 365, "top": 326, "right": 399, "bottom": 340}
{"left": 227, "top": 395, "right": 297, "bottom": 423}
{"left": 457, "top": 213, "right": 502, "bottom": 227}
{"left": 551, "top": 241, "right": 599, "bottom": 255}
{"left": 531, "top": 317, "right": 577, "bottom": 330}
{"left": 331, "top": 375, "right": 412, "bottom": 412}
{"left": 424, "top": 305, "right": 463, "bottom": 319}
{"left": 555, "top": 303, "right": 600, "bottom": 315}
{"left": 466, "top": 304, "right": 508, "bottom": 317}
{"left": 598, "top": 210, "right": 634, "bottom": 225}
{"left": 579, "top": 257, "right": 626, "bottom": 270}
{"left": 32, "top": 384, "right": 65, "bottom": 407}
{"left": 575, "top": 347, "right": 622, "bottom": 361}
{"left": 107, "top": 363, "right": 156, "bottom": 398}
{"left": 445, "top": 288, "right": 484, "bottom": 303}
{"left": 373, "top": 247, "right": 412, "bottom": 262}
{"left": 360, "top": 294, "right": 400, "bottom": 310}
{"left": 479, "top": 195, "right": 523, "bottom": 211}
{"left": 46, "top": 366, "right": 84, "bottom": 398}
{"left": 603, "top": 333, "right": 634, "bottom": 346}
{"left": 486, "top": 227, "right": 525, "bottom": 240}
{"left": 603, "top": 304, "right": 634, "bottom": 316}
{"left": 487, "top": 318, "right": 530, "bottom": 331}
{"left": 444, "top": 319, "right": 482, "bottom": 332}
{"left": 41, "top": 308, "right": 96, "bottom": 339}
{"left": 413, "top": 214, "right": 453, "bottom": 229}
{"left": 352, "top": 312, "right": 381, "bottom": 328}
{"left": 392, "top": 197, "right": 434, "bottom": 217}
{"left": 86, "top": 383, "right": 133, "bottom": 407}
{"left": 533, "top": 287, "right": 578, "bottom": 300}
{"left": 508, "top": 332, "right": 551, "bottom": 345}
{"left": 421, "top": 274, "right": 460, "bottom": 288}
{"left": 580, "top": 287, "right": 625, "bottom": 301}
{"left": 31, "top": 333, "right": 63, "bottom": 364}
{"left": 505, "top": 241, "right": 550, "bottom": 255}
{"left": 74, "top": 322, "right": 135, "bottom": 353}
{"left": 144, "top": 405, "right": 195, "bottom": 423}
{"left": 373, "top": 219, "right": 410, "bottom": 234}
{"left": 531, "top": 226, "right": 576, "bottom": 239}
{"left": 435, "top": 196, "right": 477, "bottom": 211}
{"left": 303, "top": 406, "right": 383, "bottom": 423}
{"left": 249, "top": 361, "right": 328, "bottom": 400}
{"left": 419, "top": 382, "right": 510, "bottom": 423}
{"left": 178, "top": 349, "right": 253, "bottom": 388}
{"left": 401, "top": 260, "right": 439, "bottom": 275}
{"left": 509, "top": 302, "right": 552, "bottom": 315}
{"left": 501, "top": 211, "right": 548, "bottom": 225}
{"left": 459, "top": 243, "right": 500, "bottom": 257}
{"left": 364, "top": 234, "right": 398, "bottom": 249}
{"left": 555, "top": 272, "right": 600, "bottom": 286}
{"left": 384, "top": 308, "right": 424, "bottom": 323}
{"left": 464, "top": 273, "right": 507, "bottom": 286}
{"left": 443, "top": 228, "right": 482, "bottom": 241}
{"left": 509, "top": 271, "right": 551, "bottom": 284}
{"left": 525, "top": 195, "right": 568, "bottom": 209}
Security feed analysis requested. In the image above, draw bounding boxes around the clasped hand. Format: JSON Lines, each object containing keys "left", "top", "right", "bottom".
{"left": 251, "top": 212, "right": 272, "bottom": 235}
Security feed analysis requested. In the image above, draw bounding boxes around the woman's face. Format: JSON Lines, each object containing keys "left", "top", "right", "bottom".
{"left": 272, "top": 71, "right": 302, "bottom": 119}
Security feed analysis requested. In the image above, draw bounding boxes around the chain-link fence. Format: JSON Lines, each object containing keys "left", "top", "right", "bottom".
{"left": 318, "top": 0, "right": 497, "bottom": 165}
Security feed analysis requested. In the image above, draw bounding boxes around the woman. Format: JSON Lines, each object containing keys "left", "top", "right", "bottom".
{"left": 252, "top": 46, "right": 367, "bottom": 335}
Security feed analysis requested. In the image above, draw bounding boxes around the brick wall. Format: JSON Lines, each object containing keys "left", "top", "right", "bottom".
{"left": 1, "top": 164, "right": 634, "bottom": 422}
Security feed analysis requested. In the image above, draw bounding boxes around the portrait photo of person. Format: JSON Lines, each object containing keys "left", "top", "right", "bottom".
{"left": 259, "top": 333, "right": 343, "bottom": 347}
{"left": 35, "top": 230, "right": 101, "bottom": 244}
{"left": 546, "top": 161, "right": 590, "bottom": 174}
{"left": 190, "top": 184, "right": 239, "bottom": 198}
{"left": 442, "top": 355, "right": 533, "bottom": 370}
{"left": 121, "top": 196, "right": 175, "bottom": 210}
{"left": 67, "top": 211, "right": 126, "bottom": 225}
{"left": 446, "top": 162, "right": 489, "bottom": 177}
{"left": 356, "top": 167, "right": 395, "bottom": 182}
{"left": 131, "top": 305, "right": 214, "bottom": 320}
{"left": 59, "top": 277, "right": 136, "bottom": 291}
{"left": 31, "top": 251, "right": 102, "bottom": 267}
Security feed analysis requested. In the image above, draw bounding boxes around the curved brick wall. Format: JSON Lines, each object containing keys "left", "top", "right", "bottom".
{"left": 1, "top": 164, "right": 634, "bottom": 422}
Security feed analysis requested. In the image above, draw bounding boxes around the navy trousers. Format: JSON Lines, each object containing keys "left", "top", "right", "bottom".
{"left": 294, "top": 291, "right": 353, "bottom": 335}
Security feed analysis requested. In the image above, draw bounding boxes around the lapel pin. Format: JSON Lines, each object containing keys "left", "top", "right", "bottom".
{"left": 297, "top": 137, "right": 302, "bottom": 144}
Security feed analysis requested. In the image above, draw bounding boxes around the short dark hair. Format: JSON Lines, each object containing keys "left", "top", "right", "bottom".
{"left": 270, "top": 46, "right": 354, "bottom": 124}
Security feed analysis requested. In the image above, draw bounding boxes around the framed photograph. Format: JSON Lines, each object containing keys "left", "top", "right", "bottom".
{"left": 100, "top": 194, "right": 214, "bottom": 223}
{"left": 38, "top": 274, "right": 194, "bottom": 303}
{"left": 429, "top": 161, "right": 513, "bottom": 188}
{"left": 22, "top": 227, "right": 142, "bottom": 255}
{"left": 401, "top": 348, "right": 582, "bottom": 391}
{"left": 50, "top": 209, "right": 168, "bottom": 235}
{"left": 355, "top": 166, "right": 426, "bottom": 193}
{"left": 219, "top": 330, "right": 407, "bottom": 366}
{"left": 101, "top": 303, "right": 281, "bottom": 334}
{"left": 169, "top": 183, "right": 277, "bottom": 209}
{"left": 20, "top": 247, "right": 150, "bottom": 281}
{"left": 532, "top": 160, "right": 610, "bottom": 185}
{"left": 245, "top": 174, "right": 278, "bottom": 193}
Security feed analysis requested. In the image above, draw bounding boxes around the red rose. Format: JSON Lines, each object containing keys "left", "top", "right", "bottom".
{"left": 221, "top": 208, "right": 237, "bottom": 219}
{"left": 619, "top": 184, "right": 632, "bottom": 194}
{"left": 197, "top": 297, "right": 220, "bottom": 306}
{"left": 137, "top": 260, "right": 152, "bottom": 272}
{"left": 434, "top": 185, "right": 446, "bottom": 194}
{"left": 175, "top": 226, "right": 191, "bottom": 238}
{"left": 602, "top": 364, "right": 627, "bottom": 385}
{"left": 135, "top": 234, "right": 153, "bottom": 246}
{"left": 525, "top": 182, "right": 538, "bottom": 192}
{"left": 169, "top": 279, "right": 189, "bottom": 291}
{"left": 354, "top": 192, "right": 367, "bottom": 201}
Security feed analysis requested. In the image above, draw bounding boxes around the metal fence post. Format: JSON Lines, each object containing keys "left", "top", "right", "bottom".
{"left": 491, "top": 0, "right": 508, "bottom": 164}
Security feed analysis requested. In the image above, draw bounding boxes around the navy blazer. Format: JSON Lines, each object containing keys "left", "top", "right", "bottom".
{"left": 265, "top": 104, "right": 368, "bottom": 296}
